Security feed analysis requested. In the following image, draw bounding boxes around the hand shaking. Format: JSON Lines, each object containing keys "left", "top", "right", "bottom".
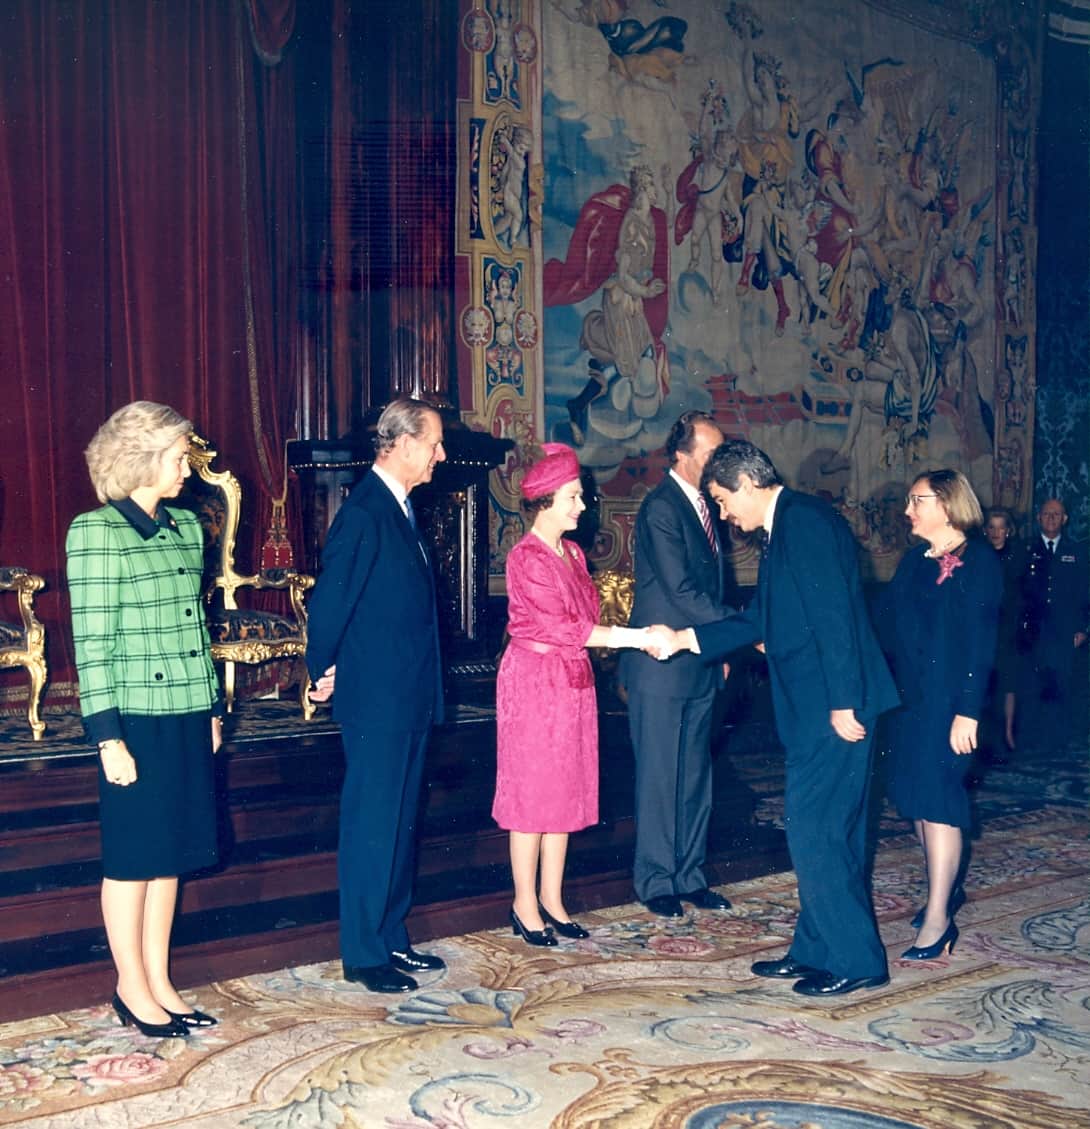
{"left": 642, "top": 625, "right": 691, "bottom": 661}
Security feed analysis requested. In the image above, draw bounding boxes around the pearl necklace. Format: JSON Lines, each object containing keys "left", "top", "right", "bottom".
{"left": 532, "top": 529, "right": 565, "bottom": 557}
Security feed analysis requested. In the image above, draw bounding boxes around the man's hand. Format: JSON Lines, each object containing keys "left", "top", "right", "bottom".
{"left": 644, "top": 626, "right": 692, "bottom": 661}
{"left": 949, "top": 714, "right": 977, "bottom": 755}
{"left": 309, "top": 665, "right": 336, "bottom": 702}
{"left": 830, "top": 708, "right": 866, "bottom": 742}
{"left": 1074, "top": 631, "right": 1087, "bottom": 649}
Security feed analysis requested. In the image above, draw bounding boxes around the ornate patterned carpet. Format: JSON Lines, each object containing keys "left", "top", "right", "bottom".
{"left": 1, "top": 745, "right": 1086, "bottom": 1128}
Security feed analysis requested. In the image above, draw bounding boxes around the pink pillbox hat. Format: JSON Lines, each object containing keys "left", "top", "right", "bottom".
{"left": 520, "top": 443, "right": 582, "bottom": 500}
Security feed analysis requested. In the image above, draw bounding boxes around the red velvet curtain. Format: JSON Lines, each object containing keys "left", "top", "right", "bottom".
{"left": 0, "top": 0, "right": 300, "bottom": 705}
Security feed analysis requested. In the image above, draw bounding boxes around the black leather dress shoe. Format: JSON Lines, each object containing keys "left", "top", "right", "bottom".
{"left": 750, "top": 955, "right": 823, "bottom": 979}
{"left": 643, "top": 894, "right": 684, "bottom": 918}
{"left": 792, "top": 971, "right": 889, "bottom": 996}
{"left": 343, "top": 963, "right": 417, "bottom": 993}
{"left": 390, "top": 947, "right": 446, "bottom": 974}
{"left": 681, "top": 888, "right": 732, "bottom": 911}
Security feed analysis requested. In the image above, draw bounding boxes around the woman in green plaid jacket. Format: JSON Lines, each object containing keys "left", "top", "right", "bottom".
{"left": 67, "top": 401, "right": 223, "bottom": 1038}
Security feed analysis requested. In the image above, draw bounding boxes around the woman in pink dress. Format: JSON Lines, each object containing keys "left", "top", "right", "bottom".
{"left": 494, "top": 444, "right": 650, "bottom": 945}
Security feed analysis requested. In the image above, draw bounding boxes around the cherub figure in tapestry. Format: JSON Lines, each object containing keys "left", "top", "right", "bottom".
{"left": 492, "top": 122, "right": 533, "bottom": 249}
{"left": 674, "top": 79, "right": 742, "bottom": 305}
{"left": 544, "top": 164, "right": 671, "bottom": 449}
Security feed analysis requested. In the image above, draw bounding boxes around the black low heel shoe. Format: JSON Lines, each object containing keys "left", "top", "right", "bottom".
{"left": 112, "top": 994, "right": 189, "bottom": 1038}
{"left": 901, "top": 920, "right": 959, "bottom": 961}
{"left": 538, "top": 903, "right": 590, "bottom": 940}
{"left": 510, "top": 908, "right": 557, "bottom": 947}
{"left": 167, "top": 1008, "right": 218, "bottom": 1028}
{"left": 910, "top": 885, "right": 965, "bottom": 929}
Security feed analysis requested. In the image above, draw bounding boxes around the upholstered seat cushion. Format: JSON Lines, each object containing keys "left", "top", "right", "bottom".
{"left": 208, "top": 609, "right": 301, "bottom": 645}
{"left": 0, "top": 621, "right": 24, "bottom": 648}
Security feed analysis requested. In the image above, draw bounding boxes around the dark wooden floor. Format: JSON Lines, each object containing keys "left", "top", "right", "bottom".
{"left": 0, "top": 673, "right": 787, "bottom": 1023}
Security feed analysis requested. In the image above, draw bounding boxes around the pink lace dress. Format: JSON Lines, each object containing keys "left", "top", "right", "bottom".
{"left": 493, "top": 534, "right": 600, "bottom": 833}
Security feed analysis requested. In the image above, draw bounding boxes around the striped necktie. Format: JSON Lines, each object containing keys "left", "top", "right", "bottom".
{"left": 697, "top": 493, "right": 718, "bottom": 555}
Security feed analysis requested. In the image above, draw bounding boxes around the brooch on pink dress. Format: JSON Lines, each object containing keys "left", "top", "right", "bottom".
{"left": 935, "top": 552, "right": 964, "bottom": 585}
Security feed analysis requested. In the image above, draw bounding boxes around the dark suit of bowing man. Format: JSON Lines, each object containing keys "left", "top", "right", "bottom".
{"left": 657, "top": 440, "right": 898, "bottom": 997}
{"left": 306, "top": 399, "right": 447, "bottom": 994}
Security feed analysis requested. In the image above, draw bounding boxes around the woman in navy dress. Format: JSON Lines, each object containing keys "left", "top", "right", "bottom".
{"left": 880, "top": 470, "right": 1001, "bottom": 961}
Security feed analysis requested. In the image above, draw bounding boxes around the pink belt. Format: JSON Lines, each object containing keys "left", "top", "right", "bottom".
{"left": 509, "top": 637, "right": 563, "bottom": 655}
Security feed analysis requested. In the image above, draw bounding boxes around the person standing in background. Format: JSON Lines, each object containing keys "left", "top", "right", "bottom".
{"left": 982, "top": 507, "right": 1025, "bottom": 759}
{"left": 622, "top": 411, "right": 733, "bottom": 919}
{"left": 1019, "top": 498, "right": 1088, "bottom": 751}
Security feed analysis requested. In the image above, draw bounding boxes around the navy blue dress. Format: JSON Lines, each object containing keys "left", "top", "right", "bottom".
{"left": 880, "top": 537, "right": 1002, "bottom": 828}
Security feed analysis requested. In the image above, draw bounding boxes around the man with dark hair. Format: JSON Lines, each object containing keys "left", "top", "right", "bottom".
{"left": 622, "top": 410, "right": 733, "bottom": 917}
{"left": 1020, "top": 498, "right": 1089, "bottom": 750}
{"left": 307, "top": 398, "right": 447, "bottom": 993}
{"left": 651, "top": 438, "right": 898, "bottom": 995}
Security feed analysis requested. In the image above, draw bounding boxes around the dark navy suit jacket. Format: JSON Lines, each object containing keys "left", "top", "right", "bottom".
{"left": 306, "top": 470, "right": 443, "bottom": 731}
{"left": 622, "top": 472, "right": 727, "bottom": 700}
{"left": 695, "top": 489, "right": 897, "bottom": 748}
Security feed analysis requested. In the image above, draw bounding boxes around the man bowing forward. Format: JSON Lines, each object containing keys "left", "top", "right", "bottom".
{"left": 654, "top": 439, "right": 898, "bottom": 996}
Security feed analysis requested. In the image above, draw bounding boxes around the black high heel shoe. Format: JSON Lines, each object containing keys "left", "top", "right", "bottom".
{"left": 910, "top": 885, "right": 965, "bottom": 929}
{"left": 538, "top": 902, "right": 590, "bottom": 940}
{"left": 167, "top": 1008, "right": 218, "bottom": 1028}
{"left": 510, "top": 907, "right": 557, "bottom": 947}
{"left": 112, "top": 993, "right": 189, "bottom": 1038}
{"left": 901, "top": 920, "right": 959, "bottom": 961}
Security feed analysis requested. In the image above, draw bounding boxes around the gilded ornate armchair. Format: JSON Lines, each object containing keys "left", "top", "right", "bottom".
{"left": 181, "top": 437, "right": 315, "bottom": 719}
{"left": 0, "top": 567, "right": 47, "bottom": 739}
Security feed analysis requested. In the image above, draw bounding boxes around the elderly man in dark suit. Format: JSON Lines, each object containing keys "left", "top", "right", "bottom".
{"left": 652, "top": 439, "right": 898, "bottom": 996}
{"left": 1020, "top": 497, "right": 1089, "bottom": 750}
{"left": 307, "top": 398, "right": 447, "bottom": 993}
{"left": 622, "top": 410, "right": 733, "bottom": 918}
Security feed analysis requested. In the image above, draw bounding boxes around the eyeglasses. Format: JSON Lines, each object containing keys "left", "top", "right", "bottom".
{"left": 905, "top": 493, "right": 938, "bottom": 507}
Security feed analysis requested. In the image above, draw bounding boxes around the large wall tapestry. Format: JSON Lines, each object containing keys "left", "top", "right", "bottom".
{"left": 457, "top": 1, "right": 1039, "bottom": 585}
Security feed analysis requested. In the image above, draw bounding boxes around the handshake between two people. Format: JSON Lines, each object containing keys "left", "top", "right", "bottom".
{"left": 607, "top": 624, "right": 694, "bottom": 661}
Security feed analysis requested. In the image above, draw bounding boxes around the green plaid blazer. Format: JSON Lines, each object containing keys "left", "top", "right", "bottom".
{"left": 66, "top": 499, "right": 221, "bottom": 743}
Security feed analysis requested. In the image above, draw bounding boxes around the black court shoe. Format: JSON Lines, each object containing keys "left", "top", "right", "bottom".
{"left": 538, "top": 903, "right": 590, "bottom": 939}
{"left": 112, "top": 994, "right": 189, "bottom": 1038}
{"left": 901, "top": 920, "right": 959, "bottom": 961}
{"left": 167, "top": 1008, "right": 218, "bottom": 1028}
{"left": 510, "top": 907, "right": 557, "bottom": 947}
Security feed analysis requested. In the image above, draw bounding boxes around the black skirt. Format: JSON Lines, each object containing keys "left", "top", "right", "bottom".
{"left": 97, "top": 711, "right": 219, "bottom": 880}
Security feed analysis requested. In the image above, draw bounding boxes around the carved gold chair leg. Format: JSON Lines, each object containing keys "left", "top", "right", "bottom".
{"left": 299, "top": 668, "right": 315, "bottom": 722}
{"left": 26, "top": 655, "right": 47, "bottom": 741}
{"left": 222, "top": 660, "right": 238, "bottom": 714}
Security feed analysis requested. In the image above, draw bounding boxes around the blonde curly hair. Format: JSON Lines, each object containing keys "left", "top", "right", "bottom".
{"left": 85, "top": 401, "right": 192, "bottom": 503}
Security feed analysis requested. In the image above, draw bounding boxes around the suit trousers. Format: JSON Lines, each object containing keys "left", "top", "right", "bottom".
{"left": 784, "top": 728, "right": 887, "bottom": 980}
{"left": 628, "top": 688, "right": 716, "bottom": 901}
{"left": 338, "top": 725, "right": 428, "bottom": 968}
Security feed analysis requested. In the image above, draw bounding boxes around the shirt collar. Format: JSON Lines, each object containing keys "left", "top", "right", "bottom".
{"left": 371, "top": 463, "right": 409, "bottom": 509}
{"left": 109, "top": 497, "right": 180, "bottom": 541}
{"left": 763, "top": 486, "right": 784, "bottom": 537}
{"left": 669, "top": 468, "right": 704, "bottom": 511}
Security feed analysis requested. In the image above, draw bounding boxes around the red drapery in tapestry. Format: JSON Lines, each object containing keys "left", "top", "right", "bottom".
{"left": 0, "top": 0, "right": 300, "bottom": 706}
